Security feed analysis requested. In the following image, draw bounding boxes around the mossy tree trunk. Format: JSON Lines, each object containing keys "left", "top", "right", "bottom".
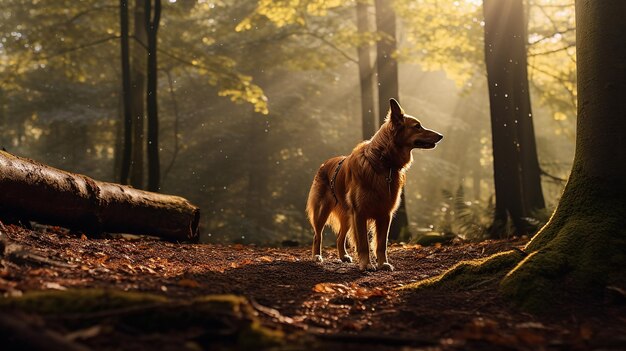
{"left": 499, "top": 0, "right": 626, "bottom": 309}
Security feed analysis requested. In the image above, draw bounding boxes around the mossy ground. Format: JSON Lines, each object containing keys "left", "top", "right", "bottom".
{"left": 0, "top": 289, "right": 284, "bottom": 348}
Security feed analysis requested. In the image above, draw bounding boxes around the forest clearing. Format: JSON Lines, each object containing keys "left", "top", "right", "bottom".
{"left": 1, "top": 222, "right": 624, "bottom": 350}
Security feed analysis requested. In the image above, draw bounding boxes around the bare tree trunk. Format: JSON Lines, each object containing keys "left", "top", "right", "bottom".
{"left": 119, "top": 0, "right": 133, "bottom": 185}
{"left": 374, "top": 0, "right": 409, "bottom": 240}
{"left": 517, "top": 0, "right": 545, "bottom": 215}
{"left": 161, "top": 69, "right": 180, "bottom": 185}
{"left": 356, "top": 0, "right": 376, "bottom": 140}
{"left": 130, "top": 0, "right": 147, "bottom": 189}
{"left": 0, "top": 151, "right": 199, "bottom": 242}
{"left": 483, "top": 0, "right": 544, "bottom": 236}
{"left": 145, "top": 0, "right": 161, "bottom": 192}
{"left": 0, "top": 89, "right": 5, "bottom": 148}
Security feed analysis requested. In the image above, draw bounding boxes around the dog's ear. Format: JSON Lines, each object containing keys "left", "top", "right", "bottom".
{"left": 389, "top": 98, "right": 404, "bottom": 125}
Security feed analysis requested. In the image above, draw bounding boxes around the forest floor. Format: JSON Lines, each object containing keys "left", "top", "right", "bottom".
{"left": 0, "top": 221, "right": 625, "bottom": 351}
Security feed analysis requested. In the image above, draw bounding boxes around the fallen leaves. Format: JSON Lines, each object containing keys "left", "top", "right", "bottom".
{"left": 313, "top": 282, "right": 388, "bottom": 300}
{"left": 458, "top": 317, "right": 562, "bottom": 348}
{"left": 28, "top": 268, "right": 58, "bottom": 277}
{"left": 43, "top": 282, "right": 67, "bottom": 290}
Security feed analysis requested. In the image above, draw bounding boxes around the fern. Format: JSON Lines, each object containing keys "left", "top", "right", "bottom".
{"left": 437, "top": 185, "right": 494, "bottom": 241}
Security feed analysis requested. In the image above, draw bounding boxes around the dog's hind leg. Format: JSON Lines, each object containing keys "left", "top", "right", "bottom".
{"left": 311, "top": 205, "right": 331, "bottom": 262}
{"left": 352, "top": 213, "right": 375, "bottom": 271}
{"left": 374, "top": 215, "right": 394, "bottom": 271}
{"left": 336, "top": 214, "right": 352, "bottom": 263}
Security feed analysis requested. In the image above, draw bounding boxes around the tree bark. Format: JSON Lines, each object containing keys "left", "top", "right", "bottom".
{"left": 145, "top": 0, "right": 161, "bottom": 192}
{"left": 483, "top": 0, "right": 544, "bottom": 236}
{"left": 374, "top": 0, "right": 409, "bottom": 240}
{"left": 119, "top": 0, "right": 133, "bottom": 185}
{"left": 130, "top": 0, "right": 147, "bottom": 189}
{"left": 516, "top": 0, "right": 545, "bottom": 216}
{"left": 356, "top": 0, "right": 376, "bottom": 140}
{"left": 0, "top": 151, "right": 199, "bottom": 242}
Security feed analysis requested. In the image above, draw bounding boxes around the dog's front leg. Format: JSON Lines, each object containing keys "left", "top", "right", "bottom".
{"left": 352, "top": 213, "right": 375, "bottom": 271}
{"left": 375, "top": 215, "right": 394, "bottom": 271}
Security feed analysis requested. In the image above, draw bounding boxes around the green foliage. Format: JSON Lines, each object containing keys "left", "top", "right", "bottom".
{"left": 395, "top": 0, "right": 485, "bottom": 85}
{"left": 438, "top": 185, "right": 493, "bottom": 240}
{"left": 396, "top": 0, "right": 577, "bottom": 121}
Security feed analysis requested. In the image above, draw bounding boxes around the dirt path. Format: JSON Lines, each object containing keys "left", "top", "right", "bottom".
{"left": 1, "top": 223, "right": 625, "bottom": 350}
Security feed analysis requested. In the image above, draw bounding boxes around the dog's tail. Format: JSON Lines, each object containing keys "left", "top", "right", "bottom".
{"left": 306, "top": 157, "right": 344, "bottom": 231}
{"left": 306, "top": 163, "right": 329, "bottom": 226}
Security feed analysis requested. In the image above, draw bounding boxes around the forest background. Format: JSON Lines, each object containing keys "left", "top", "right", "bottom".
{"left": 0, "top": 0, "right": 576, "bottom": 245}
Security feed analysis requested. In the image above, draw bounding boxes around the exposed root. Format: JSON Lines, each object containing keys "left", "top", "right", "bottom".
{"left": 399, "top": 250, "right": 524, "bottom": 291}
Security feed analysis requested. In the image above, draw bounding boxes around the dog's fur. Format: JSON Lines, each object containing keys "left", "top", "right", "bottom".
{"left": 306, "top": 99, "right": 443, "bottom": 271}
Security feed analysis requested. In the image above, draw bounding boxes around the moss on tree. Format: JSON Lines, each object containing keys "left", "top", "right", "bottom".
{"left": 401, "top": 250, "right": 524, "bottom": 291}
{"left": 500, "top": 171, "right": 626, "bottom": 311}
{"left": 402, "top": 170, "right": 626, "bottom": 313}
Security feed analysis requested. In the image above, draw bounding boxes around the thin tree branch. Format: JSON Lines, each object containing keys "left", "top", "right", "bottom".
{"left": 528, "top": 62, "right": 577, "bottom": 107}
{"left": 528, "top": 43, "right": 575, "bottom": 57}
{"left": 540, "top": 168, "right": 567, "bottom": 183}
{"left": 36, "top": 36, "right": 121, "bottom": 61}
{"left": 302, "top": 31, "right": 358, "bottom": 63}
{"left": 528, "top": 28, "right": 575, "bottom": 46}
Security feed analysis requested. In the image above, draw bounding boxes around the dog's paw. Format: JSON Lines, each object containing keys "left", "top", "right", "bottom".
{"left": 359, "top": 263, "right": 376, "bottom": 271}
{"left": 340, "top": 254, "right": 353, "bottom": 263}
{"left": 313, "top": 255, "right": 323, "bottom": 263}
{"left": 378, "top": 262, "right": 395, "bottom": 271}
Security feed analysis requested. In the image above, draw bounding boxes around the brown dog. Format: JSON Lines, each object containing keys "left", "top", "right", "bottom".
{"left": 306, "top": 99, "right": 443, "bottom": 271}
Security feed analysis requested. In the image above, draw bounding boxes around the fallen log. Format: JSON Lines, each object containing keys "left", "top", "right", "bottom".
{"left": 0, "top": 151, "right": 199, "bottom": 242}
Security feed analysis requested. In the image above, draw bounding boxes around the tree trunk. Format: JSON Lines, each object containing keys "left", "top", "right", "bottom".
{"left": 244, "top": 115, "right": 270, "bottom": 239}
{"left": 145, "top": 0, "right": 161, "bottom": 192}
{"left": 119, "top": 0, "right": 133, "bottom": 185}
{"left": 374, "top": 0, "right": 409, "bottom": 240}
{"left": 130, "top": 0, "right": 147, "bottom": 189}
{"left": 356, "top": 0, "right": 376, "bottom": 140}
{"left": 0, "top": 89, "right": 6, "bottom": 149}
{"left": 0, "top": 151, "right": 199, "bottom": 242}
{"left": 516, "top": 0, "right": 545, "bottom": 216}
{"left": 483, "top": 0, "right": 544, "bottom": 236}
{"left": 161, "top": 69, "right": 180, "bottom": 185}
{"left": 499, "top": 0, "right": 626, "bottom": 309}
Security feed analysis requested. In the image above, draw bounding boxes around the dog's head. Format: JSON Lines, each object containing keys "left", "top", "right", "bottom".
{"left": 387, "top": 98, "right": 443, "bottom": 149}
